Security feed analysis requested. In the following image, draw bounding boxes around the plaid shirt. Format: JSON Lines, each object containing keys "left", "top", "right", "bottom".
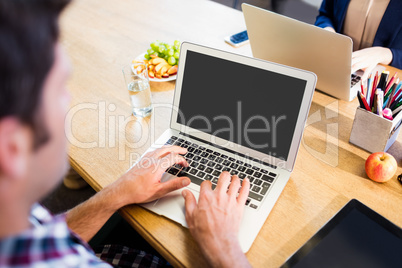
{"left": 0, "top": 204, "right": 112, "bottom": 267}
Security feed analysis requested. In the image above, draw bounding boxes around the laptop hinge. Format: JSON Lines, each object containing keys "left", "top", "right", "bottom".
{"left": 179, "top": 132, "right": 277, "bottom": 169}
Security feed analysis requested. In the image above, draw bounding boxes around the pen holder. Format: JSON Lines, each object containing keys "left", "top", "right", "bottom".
{"left": 349, "top": 107, "right": 402, "bottom": 153}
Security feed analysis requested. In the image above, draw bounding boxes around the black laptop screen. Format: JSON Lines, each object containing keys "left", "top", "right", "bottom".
{"left": 177, "top": 50, "right": 307, "bottom": 161}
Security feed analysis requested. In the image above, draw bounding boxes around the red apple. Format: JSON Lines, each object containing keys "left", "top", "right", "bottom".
{"left": 365, "top": 152, "right": 397, "bottom": 183}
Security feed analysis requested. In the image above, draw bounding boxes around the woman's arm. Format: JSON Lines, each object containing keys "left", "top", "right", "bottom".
{"left": 314, "top": 0, "right": 336, "bottom": 29}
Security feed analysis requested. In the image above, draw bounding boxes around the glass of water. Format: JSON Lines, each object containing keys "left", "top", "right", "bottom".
{"left": 122, "top": 63, "right": 152, "bottom": 117}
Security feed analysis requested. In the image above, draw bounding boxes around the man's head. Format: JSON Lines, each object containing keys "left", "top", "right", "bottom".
{"left": 0, "top": 0, "right": 71, "bottom": 208}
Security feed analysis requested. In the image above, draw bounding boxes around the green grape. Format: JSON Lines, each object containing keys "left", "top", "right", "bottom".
{"left": 158, "top": 45, "right": 166, "bottom": 54}
{"left": 168, "top": 56, "right": 176, "bottom": 66}
{"left": 150, "top": 42, "right": 158, "bottom": 51}
{"left": 144, "top": 54, "right": 151, "bottom": 60}
{"left": 147, "top": 40, "right": 180, "bottom": 63}
{"left": 167, "top": 49, "right": 174, "bottom": 56}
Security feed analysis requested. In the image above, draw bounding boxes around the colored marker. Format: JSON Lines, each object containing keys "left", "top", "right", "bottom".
{"left": 377, "top": 90, "right": 383, "bottom": 117}
{"left": 391, "top": 97, "right": 402, "bottom": 110}
{"left": 386, "top": 78, "right": 399, "bottom": 109}
{"left": 377, "top": 71, "right": 389, "bottom": 92}
{"left": 392, "top": 105, "right": 402, "bottom": 116}
{"left": 391, "top": 82, "right": 402, "bottom": 103}
{"left": 382, "top": 108, "right": 393, "bottom": 120}
{"left": 385, "top": 72, "right": 397, "bottom": 94}
{"left": 372, "top": 89, "right": 380, "bottom": 113}
{"left": 371, "top": 72, "right": 379, "bottom": 91}
{"left": 369, "top": 72, "right": 378, "bottom": 107}
{"left": 359, "top": 91, "right": 371, "bottom": 111}
{"left": 366, "top": 73, "right": 372, "bottom": 105}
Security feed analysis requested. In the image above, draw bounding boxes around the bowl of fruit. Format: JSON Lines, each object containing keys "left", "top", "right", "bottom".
{"left": 134, "top": 40, "right": 181, "bottom": 82}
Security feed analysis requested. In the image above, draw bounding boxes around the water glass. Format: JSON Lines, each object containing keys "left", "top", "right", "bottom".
{"left": 122, "top": 63, "right": 152, "bottom": 117}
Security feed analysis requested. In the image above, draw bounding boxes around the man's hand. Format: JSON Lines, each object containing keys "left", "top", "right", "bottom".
{"left": 182, "top": 172, "right": 251, "bottom": 267}
{"left": 113, "top": 145, "right": 191, "bottom": 206}
{"left": 66, "top": 145, "right": 191, "bottom": 241}
{"left": 352, "top": 47, "right": 393, "bottom": 81}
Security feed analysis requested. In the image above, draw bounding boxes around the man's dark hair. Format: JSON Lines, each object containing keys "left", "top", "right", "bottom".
{"left": 0, "top": 0, "right": 70, "bottom": 149}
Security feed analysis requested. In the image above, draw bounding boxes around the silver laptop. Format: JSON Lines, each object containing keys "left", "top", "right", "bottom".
{"left": 137, "top": 42, "right": 316, "bottom": 252}
{"left": 242, "top": 3, "right": 374, "bottom": 101}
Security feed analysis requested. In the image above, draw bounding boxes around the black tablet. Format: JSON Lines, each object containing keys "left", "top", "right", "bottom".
{"left": 281, "top": 199, "right": 402, "bottom": 268}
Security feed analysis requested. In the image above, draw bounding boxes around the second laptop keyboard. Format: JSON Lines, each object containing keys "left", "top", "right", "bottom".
{"left": 351, "top": 73, "right": 361, "bottom": 87}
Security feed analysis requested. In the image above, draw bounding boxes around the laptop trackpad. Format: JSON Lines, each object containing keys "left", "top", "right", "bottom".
{"left": 146, "top": 173, "right": 200, "bottom": 227}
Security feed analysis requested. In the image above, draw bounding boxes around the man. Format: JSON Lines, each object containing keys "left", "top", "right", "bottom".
{"left": 0, "top": 0, "right": 251, "bottom": 267}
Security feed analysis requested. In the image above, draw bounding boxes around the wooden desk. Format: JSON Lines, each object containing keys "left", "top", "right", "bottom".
{"left": 61, "top": 0, "right": 402, "bottom": 267}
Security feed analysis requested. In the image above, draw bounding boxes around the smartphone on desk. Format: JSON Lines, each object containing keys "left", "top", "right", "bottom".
{"left": 224, "top": 30, "right": 249, "bottom": 47}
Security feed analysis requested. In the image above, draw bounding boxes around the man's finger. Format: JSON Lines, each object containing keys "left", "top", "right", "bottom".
{"left": 200, "top": 179, "right": 213, "bottom": 194}
{"left": 215, "top": 171, "right": 231, "bottom": 194}
{"left": 170, "top": 153, "right": 189, "bottom": 167}
{"left": 159, "top": 176, "right": 191, "bottom": 197}
{"left": 237, "top": 178, "right": 250, "bottom": 206}
{"left": 156, "top": 145, "right": 187, "bottom": 158}
{"left": 227, "top": 175, "right": 240, "bottom": 197}
{"left": 159, "top": 153, "right": 189, "bottom": 173}
{"left": 182, "top": 189, "right": 197, "bottom": 223}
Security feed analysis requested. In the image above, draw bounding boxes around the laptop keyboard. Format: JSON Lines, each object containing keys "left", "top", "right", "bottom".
{"left": 351, "top": 73, "right": 361, "bottom": 87}
{"left": 164, "top": 135, "right": 278, "bottom": 210}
